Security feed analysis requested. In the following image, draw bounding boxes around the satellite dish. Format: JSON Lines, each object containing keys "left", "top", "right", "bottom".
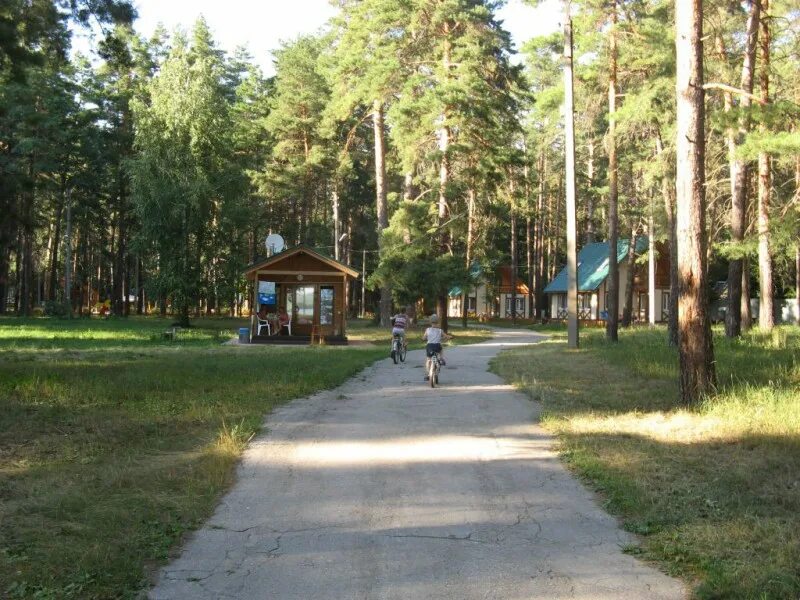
{"left": 265, "top": 233, "right": 285, "bottom": 256}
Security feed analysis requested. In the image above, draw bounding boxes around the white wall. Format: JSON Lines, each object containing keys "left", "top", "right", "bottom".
{"left": 750, "top": 298, "right": 799, "bottom": 324}
{"left": 447, "top": 283, "right": 494, "bottom": 318}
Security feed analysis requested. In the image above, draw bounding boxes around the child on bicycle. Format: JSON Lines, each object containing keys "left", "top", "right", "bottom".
{"left": 390, "top": 306, "right": 410, "bottom": 351}
{"left": 423, "top": 313, "right": 450, "bottom": 380}
{"left": 392, "top": 308, "right": 409, "bottom": 343}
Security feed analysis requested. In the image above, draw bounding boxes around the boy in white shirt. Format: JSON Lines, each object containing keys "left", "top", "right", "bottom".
{"left": 423, "top": 314, "right": 450, "bottom": 380}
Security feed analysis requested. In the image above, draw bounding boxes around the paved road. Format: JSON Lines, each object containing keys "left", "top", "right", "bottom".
{"left": 151, "top": 329, "right": 685, "bottom": 600}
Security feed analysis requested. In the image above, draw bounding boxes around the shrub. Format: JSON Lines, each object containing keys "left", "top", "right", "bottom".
{"left": 43, "top": 300, "right": 71, "bottom": 318}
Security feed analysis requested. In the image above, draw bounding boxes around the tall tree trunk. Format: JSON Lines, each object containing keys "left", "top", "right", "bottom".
{"left": 796, "top": 157, "right": 800, "bottom": 324}
{"left": 724, "top": 0, "right": 761, "bottom": 337}
{"left": 546, "top": 189, "right": 554, "bottom": 282}
{"left": 48, "top": 192, "right": 64, "bottom": 302}
{"left": 113, "top": 209, "right": 125, "bottom": 317}
{"left": 526, "top": 216, "right": 533, "bottom": 318}
{"left": 0, "top": 203, "right": 12, "bottom": 314}
{"left": 740, "top": 259, "right": 753, "bottom": 329}
{"left": 373, "top": 100, "right": 392, "bottom": 327}
{"left": 510, "top": 181, "right": 518, "bottom": 325}
{"left": 675, "top": 0, "right": 716, "bottom": 403}
{"left": 402, "top": 172, "right": 415, "bottom": 245}
{"left": 606, "top": 0, "right": 620, "bottom": 341}
{"left": 648, "top": 208, "right": 656, "bottom": 325}
{"left": 524, "top": 160, "right": 534, "bottom": 318}
{"left": 63, "top": 196, "right": 73, "bottom": 315}
{"left": 0, "top": 239, "right": 9, "bottom": 314}
{"left": 621, "top": 229, "right": 638, "bottom": 327}
{"left": 14, "top": 230, "right": 23, "bottom": 313}
{"left": 437, "top": 122, "right": 450, "bottom": 328}
{"left": 536, "top": 152, "right": 547, "bottom": 315}
{"left": 656, "top": 132, "right": 679, "bottom": 345}
{"left": 564, "top": 11, "right": 579, "bottom": 348}
{"left": 757, "top": 0, "right": 773, "bottom": 331}
{"left": 19, "top": 158, "right": 35, "bottom": 317}
{"left": 462, "top": 187, "right": 476, "bottom": 328}
{"left": 136, "top": 256, "right": 144, "bottom": 315}
{"left": 586, "top": 138, "right": 596, "bottom": 244}
{"left": 796, "top": 244, "right": 799, "bottom": 324}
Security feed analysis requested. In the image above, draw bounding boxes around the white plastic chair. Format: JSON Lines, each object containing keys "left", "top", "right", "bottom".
{"left": 257, "top": 316, "right": 271, "bottom": 336}
{"left": 281, "top": 317, "right": 292, "bottom": 336}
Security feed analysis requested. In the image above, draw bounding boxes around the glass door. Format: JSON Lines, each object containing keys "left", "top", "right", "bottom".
{"left": 294, "top": 286, "right": 315, "bottom": 327}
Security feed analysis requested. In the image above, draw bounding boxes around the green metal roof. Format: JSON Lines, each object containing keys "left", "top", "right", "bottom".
{"left": 544, "top": 237, "right": 648, "bottom": 294}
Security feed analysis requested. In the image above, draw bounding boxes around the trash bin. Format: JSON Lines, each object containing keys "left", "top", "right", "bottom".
{"left": 238, "top": 327, "right": 250, "bottom": 344}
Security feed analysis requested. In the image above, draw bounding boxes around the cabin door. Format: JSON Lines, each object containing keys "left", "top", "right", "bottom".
{"left": 293, "top": 285, "right": 316, "bottom": 334}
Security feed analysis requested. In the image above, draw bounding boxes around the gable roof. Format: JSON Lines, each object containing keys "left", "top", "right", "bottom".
{"left": 243, "top": 245, "right": 359, "bottom": 279}
{"left": 544, "top": 237, "right": 648, "bottom": 294}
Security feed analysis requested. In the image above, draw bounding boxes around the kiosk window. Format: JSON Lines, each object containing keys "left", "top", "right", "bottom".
{"left": 320, "top": 287, "right": 334, "bottom": 325}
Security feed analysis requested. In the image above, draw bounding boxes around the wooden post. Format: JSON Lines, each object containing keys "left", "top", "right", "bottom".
{"left": 564, "top": 6, "right": 579, "bottom": 349}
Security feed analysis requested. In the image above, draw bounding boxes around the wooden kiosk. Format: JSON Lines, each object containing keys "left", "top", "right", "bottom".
{"left": 243, "top": 246, "right": 359, "bottom": 344}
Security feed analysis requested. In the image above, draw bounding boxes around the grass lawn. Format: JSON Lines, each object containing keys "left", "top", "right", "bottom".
{"left": 491, "top": 325, "right": 800, "bottom": 599}
{"left": 0, "top": 316, "right": 390, "bottom": 598}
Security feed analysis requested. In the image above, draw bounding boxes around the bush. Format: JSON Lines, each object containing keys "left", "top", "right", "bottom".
{"left": 43, "top": 300, "right": 72, "bottom": 318}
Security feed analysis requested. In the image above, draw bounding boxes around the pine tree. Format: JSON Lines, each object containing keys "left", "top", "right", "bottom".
{"left": 674, "top": 0, "right": 716, "bottom": 403}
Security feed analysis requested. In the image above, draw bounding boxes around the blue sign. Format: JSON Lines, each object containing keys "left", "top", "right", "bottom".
{"left": 258, "top": 281, "right": 277, "bottom": 305}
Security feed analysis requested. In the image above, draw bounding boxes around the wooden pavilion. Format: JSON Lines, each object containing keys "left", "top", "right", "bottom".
{"left": 243, "top": 246, "right": 359, "bottom": 344}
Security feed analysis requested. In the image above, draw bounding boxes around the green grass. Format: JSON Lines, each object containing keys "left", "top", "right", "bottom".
{"left": 491, "top": 325, "right": 800, "bottom": 599}
{"left": 0, "top": 316, "right": 387, "bottom": 599}
{"left": 0, "top": 316, "right": 245, "bottom": 352}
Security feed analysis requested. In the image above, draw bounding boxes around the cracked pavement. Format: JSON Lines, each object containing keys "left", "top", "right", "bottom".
{"left": 150, "top": 329, "right": 686, "bottom": 599}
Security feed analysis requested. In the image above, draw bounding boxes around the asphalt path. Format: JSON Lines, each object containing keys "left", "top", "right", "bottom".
{"left": 151, "top": 328, "right": 685, "bottom": 599}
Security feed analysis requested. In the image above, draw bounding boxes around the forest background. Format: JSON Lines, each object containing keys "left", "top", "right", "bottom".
{"left": 1, "top": 0, "right": 799, "bottom": 334}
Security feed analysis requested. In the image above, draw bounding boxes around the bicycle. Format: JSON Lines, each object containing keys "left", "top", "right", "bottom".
{"left": 390, "top": 333, "right": 407, "bottom": 364}
{"left": 427, "top": 350, "right": 441, "bottom": 387}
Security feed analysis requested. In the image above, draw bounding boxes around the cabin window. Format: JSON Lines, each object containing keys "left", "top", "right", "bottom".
{"left": 661, "top": 291, "right": 670, "bottom": 319}
{"left": 467, "top": 296, "right": 477, "bottom": 311}
{"left": 320, "top": 286, "right": 334, "bottom": 325}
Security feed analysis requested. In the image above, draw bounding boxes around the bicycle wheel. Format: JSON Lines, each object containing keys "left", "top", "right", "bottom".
{"left": 434, "top": 363, "right": 439, "bottom": 385}
{"left": 429, "top": 361, "right": 436, "bottom": 388}
{"left": 391, "top": 342, "right": 398, "bottom": 364}
{"left": 399, "top": 342, "right": 407, "bottom": 362}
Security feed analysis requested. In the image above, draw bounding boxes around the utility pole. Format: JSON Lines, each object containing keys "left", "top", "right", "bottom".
{"left": 333, "top": 188, "right": 340, "bottom": 261}
{"left": 361, "top": 248, "right": 366, "bottom": 319}
{"left": 564, "top": 4, "right": 579, "bottom": 349}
